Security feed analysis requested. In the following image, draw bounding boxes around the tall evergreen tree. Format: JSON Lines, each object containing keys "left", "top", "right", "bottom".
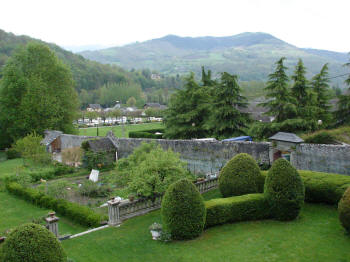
{"left": 260, "top": 57, "right": 296, "bottom": 122}
{"left": 205, "top": 72, "right": 250, "bottom": 138}
{"left": 311, "top": 63, "right": 332, "bottom": 123}
{"left": 335, "top": 60, "right": 350, "bottom": 125}
{"left": 164, "top": 73, "right": 210, "bottom": 139}
{"left": 201, "top": 66, "right": 215, "bottom": 87}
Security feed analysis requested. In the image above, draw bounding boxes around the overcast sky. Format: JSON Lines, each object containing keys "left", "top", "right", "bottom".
{"left": 1, "top": 0, "right": 349, "bottom": 52}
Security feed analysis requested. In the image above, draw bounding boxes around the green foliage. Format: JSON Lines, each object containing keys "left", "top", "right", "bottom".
{"left": 338, "top": 187, "right": 350, "bottom": 233}
{"left": 1, "top": 223, "right": 66, "bottom": 262}
{"left": 218, "top": 153, "right": 264, "bottom": 197}
{"left": 161, "top": 179, "right": 206, "bottom": 240}
{"left": 5, "top": 148, "right": 20, "bottom": 159}
{"left": 0, "top": 43, "right": 79, "bottom": 148}
{"left": 303, "top": 131, "right": 338, "bottom": 144}
{"left": 78, "top": 180, "right": 111, "bottom": 198}
{"left": 6, "top": 182, "right": 106, "bottom": 227}
{"left": 45, "top": 180, "right": 73, "bottom": 200}
{"left": 13, "top": 133, "right": 51, "bottom": 165}
{"left": 335, "top": 94, "right": 350, "bottom": 125}
{"left": 82, "top": 150, "right": 115, "bottom": 171}
{"left": 129, "top": 128, "right": 165, "bottom": 139}
{"left": 291, "top": 59, "right": 311, "bottom": 113}
{"left": 205, "top": 193, "right": 271, "bottom": 228}
{"left": 123, "top": 142, "right": 191, "bottom": 199}
{"left": 264, "top": 159, "right": 305, "bottom": 221}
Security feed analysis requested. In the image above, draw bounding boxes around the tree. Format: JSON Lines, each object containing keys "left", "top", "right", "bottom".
{"left": 291, "top": 59, "right": 309, "bottom": 109}
{"left": 335, "top": 60, "right": 350, "bottom": 125}
{"left": 0, "top": 43, "right": 78, "bottom": 148}
{"left": 205, "top": 72, "right": 250, "bottom": 138}
{"left": 260, "top": 57, "right": 297, "bottom": 122}
{"left": 85, "top": 111, "right": 98, "bottom": 123}
{"left": 126, "top": 96, "right": 136, "bottom": 107}
{"left": 164, "top": 73, "right": 210, "bottom": 139}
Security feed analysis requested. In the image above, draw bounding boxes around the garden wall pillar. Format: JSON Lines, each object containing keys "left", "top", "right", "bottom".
{"left": 45, "top": 212, "right": 59, "bottom": 237}
{"left": 108, "top": 198, "right": 121, "bottom": 226}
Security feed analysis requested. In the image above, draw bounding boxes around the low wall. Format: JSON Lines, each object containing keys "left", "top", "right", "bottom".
{"left": 292, "top": 144, "right": 350, "bottom": 175}
{"left": 112, "top": 138, "right": 270, "bottom": 175}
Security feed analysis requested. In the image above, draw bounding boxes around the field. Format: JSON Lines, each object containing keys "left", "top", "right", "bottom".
{"left": 62, "top": 189, "right": 350, "bottom": 262}
{"left": 78, "top": 122, "right": 163, "bottom": 137}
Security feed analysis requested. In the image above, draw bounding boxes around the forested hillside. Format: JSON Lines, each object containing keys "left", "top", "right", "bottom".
{"left": 80, "top": 32, "right": 349, "bottom": 87}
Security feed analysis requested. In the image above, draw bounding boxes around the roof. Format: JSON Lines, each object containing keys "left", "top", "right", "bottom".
{"left": 87, "top": 137, "right": 117, "bottom": 152}
{"left": 88, "top": 104, "right": 102, "bottom": 110}
{"left": 144, "top": 103, "right": 161, "bottom": 108}
{"left": 268, "top": 132, "right": 304, "bottom": 143}
{"left": 41, "top": 130, "right": 62, "bottom": 146}
{"left": 222, "top": 136, "right": 252, "bottom": 142}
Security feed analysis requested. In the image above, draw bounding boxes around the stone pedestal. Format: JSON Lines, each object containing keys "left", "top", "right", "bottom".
{"left": 108, "top": 198, "right": 121, "bottom": 226}
{"left": 45, "top": 212, "right": 59, "bottom": 237}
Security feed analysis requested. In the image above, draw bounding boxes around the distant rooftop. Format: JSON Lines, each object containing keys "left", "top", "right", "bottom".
{"left": 41, "top": 130, "right": 62, "bottom": 146}
{"left": 268, "top": 132, "right": 304, "bottom": 143}
{"left": 88, "top": 104, "right": 102, "bottom": 110}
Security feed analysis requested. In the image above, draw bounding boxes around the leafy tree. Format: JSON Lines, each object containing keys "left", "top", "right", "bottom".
{"left": 0, "top": 43, "right": 78, "bottom": 148}
{"left": 260, "top": 57, "right": 297, "bottom": 122}
{"left": 85, "top": 111, "right": 98, "bottom": 123}
{"left": 126, "top": 96, "right": 137, "bottom": 107}
{"left": 164, "top": 73, "right": 210, "bottom": 139}
{"left": 205, "top": 72, "right": 250, "bottom": 138}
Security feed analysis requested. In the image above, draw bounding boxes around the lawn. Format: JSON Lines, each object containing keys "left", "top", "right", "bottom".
{"left": 62, "top": 189, "right": 350, "bottom": 262}
{"left": 0, "top": 191, "right": 87, "bottom": 236}
{"left": 78, "top": 122, "right": 163, "bottom": 137}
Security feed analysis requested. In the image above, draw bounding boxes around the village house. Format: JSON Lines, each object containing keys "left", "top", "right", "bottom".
{"left": 87, "top": 104, "right": 103, "bottom": 112}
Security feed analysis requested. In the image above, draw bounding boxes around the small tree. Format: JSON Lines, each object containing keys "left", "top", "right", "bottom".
{"left": 126, "top": 96, "right": 136, "bottom": 107}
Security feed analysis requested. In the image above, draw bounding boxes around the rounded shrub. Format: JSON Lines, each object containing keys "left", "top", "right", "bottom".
{"left": 264, "top": 158, "right": 305, "bottom": 221}
{"left": 161, "top": 179, "right": 206, "bottom": 240}
{"left": 218, "top": 153, "right": 264, "bottom": 197}
{"left": 1, "top": 223, "right": 66, "bottom": 262}
{"left": 338, "top": 187, "right": 350, "bottom": 233}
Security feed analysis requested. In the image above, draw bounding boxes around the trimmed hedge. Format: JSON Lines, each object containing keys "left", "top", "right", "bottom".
{"left": 161, "top": 179, "right": 206, "bottom": 240}
{"left": 6, "top": 182, "right": 107, "bottom": 227}
{"left": 205, "top": 193, "right": 271, "bottom": 228}
{"left": 338, "top": 187, "right": 350, "bottom": 232}
{"left": 219, "top": 153, "right": 264, "bottom": 197}
{"left": 129, "top": 128, "right": 165, "bottom": 139}
{"left": 264, "top": 159, "right": 305, "bottom": 221}
{"left": 1, "top": 223, "right": 66, "bottom": 262}
{"left": 303, "top": 131, "right": 338, "bottom": 144}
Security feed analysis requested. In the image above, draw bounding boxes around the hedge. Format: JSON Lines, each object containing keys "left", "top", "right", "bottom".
{"left": 205, "top": 193, "right": 271, "bottom": 228}
{"left": 338, "top": 187, "right": 350, "bottom": 233}
{"left": 6, "top": 182, "right": 107, "bottom": 227}
{"left": 129, "top": 128, "right": 165, "bottom": 139}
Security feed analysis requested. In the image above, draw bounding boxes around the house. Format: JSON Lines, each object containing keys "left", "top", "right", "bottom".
{"left": 151, "top": 74, "right": 161, "bottom": 80}
{"left": 84, "top": 137, "right": 118, "bottom": 164}
{"left": 143, "top": 103, "right": 167, "bottom": 110}
{"left": 268, "top": 132, "right": 304, "bottom": 162}
{"left": 87, "top": 104, "right": 102, "bottom": 112}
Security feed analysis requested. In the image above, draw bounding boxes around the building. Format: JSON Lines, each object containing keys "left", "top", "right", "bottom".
{"left": 143, "top": 103, "right": 167, "bottom": 110}
{"left": 87, "top": 104, "right": 102, "bottom": 112}
{"left": 268, "top": 132, "right": 304, "bottom": 162}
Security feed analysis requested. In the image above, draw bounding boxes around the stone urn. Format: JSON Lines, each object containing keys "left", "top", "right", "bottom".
{"left": 149, "top": 223, "right": 162, "bottom": 240}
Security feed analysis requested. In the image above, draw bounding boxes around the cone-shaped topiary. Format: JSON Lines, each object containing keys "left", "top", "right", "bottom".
{"left": 219, "top": 153, "right": 264, "bottom": 197}
{"left": 161, "top": 179, "right": 206, "bottom": 240}
{"left": 264, "top": 158, "right": 305, "bottom": 221}
{"left": 338, "top": 187, "right": 350, "bottom": 233}
{"left": 1, "top": 223, "right": 66, "bottom": 262}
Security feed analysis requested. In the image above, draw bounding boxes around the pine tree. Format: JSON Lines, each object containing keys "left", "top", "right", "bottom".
{"left": 260, "top": 57, "right": 296, "bottom": 122}
{"left": 291, "top": 59, "right": 309, "bottom": 109}
{"left": 205, "top": 72, "right": 250, "bottom": 139}
{"left": 335, "top": 60, "right": 350, "bottom": 125}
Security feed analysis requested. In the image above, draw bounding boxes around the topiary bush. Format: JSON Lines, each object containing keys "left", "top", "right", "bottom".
{"left": 219, "top": 153, "right": 264, "bottom": 197}
{"left": 1, "top": 223, "right": 66, "bottom": 262}
{"left": 264, "top": 158, "right": 305, "bottom": 221}
{"left": 161, "top": 179, "right": 206, "bottom": 240}
{"left": 338, "top": 187, "right": 350, "bottom": 233}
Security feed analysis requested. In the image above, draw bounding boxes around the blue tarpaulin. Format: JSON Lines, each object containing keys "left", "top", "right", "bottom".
{"left": 222, "top": 136, "right": 252, "bottom": 142}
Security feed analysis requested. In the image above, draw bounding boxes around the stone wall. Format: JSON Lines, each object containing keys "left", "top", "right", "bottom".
{"left": 292, "top": 144, "right": 350, "bottom": 175}
{"left": 60, "top": 134, "right": 96, "bottom": 150}
{"left": 112, "top": 138, "right": 270, "bottom": 175}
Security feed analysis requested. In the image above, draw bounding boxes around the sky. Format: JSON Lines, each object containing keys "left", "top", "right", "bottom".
{"left": 1, "top": 0, "right": 349, "bottom": 52}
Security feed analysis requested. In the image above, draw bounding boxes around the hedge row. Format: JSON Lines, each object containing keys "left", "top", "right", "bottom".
{"left": 261, "top": 170, "right": 350, "bottom": 205}
{"left": 129, "top": 128, "right": 165, "bottom": 139}
{"left": 205, "top": 193, "right": 271, "bottom": 227}
{"left": 6, "top": 182, "right": 107, "bottom": 227}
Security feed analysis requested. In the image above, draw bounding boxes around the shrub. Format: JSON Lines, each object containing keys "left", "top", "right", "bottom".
{"left": 205, "top": 193, "right": 271, "bottom": 227}
{"left": 304, "top": 131, "right": 338, "bottom": 144}
{"left": 129, "top": 128, "right": 165, "bottom": 139}
{"left": 161, "top": 179, "right": 206, "bottom": 240}
{"left": 264, "top": 158, "right": 305, "bottom": 221}
{"left": 78, "top": 180, "right": 111, "bottom": 198}
{"left": 338, "top": 187, "right": 350, "bottom": 233}
{"left": 219, "top": 153, "right": 264, "bottom": 197}
{"left": 1, "top": 223, "right": 66, "bottom": 262}
{"left": 6, "top": 148, "right": 20, "bottom": 159}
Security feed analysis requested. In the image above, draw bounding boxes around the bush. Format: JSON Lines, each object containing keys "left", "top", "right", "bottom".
{"left": 338, "top": 187, "right": 350, "bottom": 233}
{"left": 129, "top": 128, "right": 165, "bottom": 139}
{"left": 219, "top": 153, "right": 264, "bottom": 197}
{"left": 78, "top": 180, "right": 111, "bottom": 198}
{"left": 6, "top": 148, "right": 20, "bottom": 159}
{"left": 1, "top": 223, "right": 66, "bottom": 262}
{"left": 304, "top": 131, "right": 338, "bottom": 144}
{"left": 264, "top": 159, "right": 305, "bottom": 221}
{"left": 6, "top": 182, "right": 106, "bottom": 227}
{"left": 205, "top": 193, "right": 271, "bottom": 228}
{"left": 161, "top": 179, "right": 206, "bottom": 240}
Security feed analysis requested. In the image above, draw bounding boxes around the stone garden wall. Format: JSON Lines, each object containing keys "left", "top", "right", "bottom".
{"left": 112, "top": 138, "right": 270, "bottom": 175}
{"left": 291, "top": 144, "right": 350, "bottom": 175}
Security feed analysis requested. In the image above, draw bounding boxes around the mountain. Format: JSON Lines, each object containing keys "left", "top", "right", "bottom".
{"left": 80, "top": 32, "right": 349, "bottom": 86}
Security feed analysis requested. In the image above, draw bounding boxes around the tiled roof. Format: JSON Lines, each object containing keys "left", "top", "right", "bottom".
{"left": 268, "top": 132, "right": 304, "bottom": 143}
{"left": 41, "top": 130, "right": 62, "bottom": 146}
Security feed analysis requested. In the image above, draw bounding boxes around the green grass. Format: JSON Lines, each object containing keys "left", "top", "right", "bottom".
{"left": 62, "top": 189, "right": 350, "bottom": 262}
{"left": 301, "top": 125, "right": 350, "bottom": 144}
{"left": 78, "top": 122, "right": 163, "bottom": 137}
{"left": 0, "top": 191, "right": 87, "bottom": 236}
{"left": 0, "top": 158, "right": 54, "bottom": 178}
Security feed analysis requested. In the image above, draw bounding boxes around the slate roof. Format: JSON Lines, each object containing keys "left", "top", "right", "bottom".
{"left": 88, "top": 104, "right": 102, "bottom": 110}
{"left": 87, "top": 137, "right": 117, "bottom": 152}
{"left": 41, "top": 130, "right": 62, "bottom": 146}
{"left": 268, "top": 132, "right": 304, "bottom": 143}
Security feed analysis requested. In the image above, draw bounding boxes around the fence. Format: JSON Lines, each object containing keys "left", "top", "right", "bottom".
{"left": 108, "top": 177, "right": 219, "bottom": 225}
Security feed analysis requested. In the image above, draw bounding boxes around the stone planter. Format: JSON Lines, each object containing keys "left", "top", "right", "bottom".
{"left": 150, "top": 230, "right": 161, "bottom": 240}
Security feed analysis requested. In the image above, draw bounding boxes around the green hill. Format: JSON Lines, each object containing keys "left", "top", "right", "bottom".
{"left": 80, "top": 32, "right": 349, "bottom": 86}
